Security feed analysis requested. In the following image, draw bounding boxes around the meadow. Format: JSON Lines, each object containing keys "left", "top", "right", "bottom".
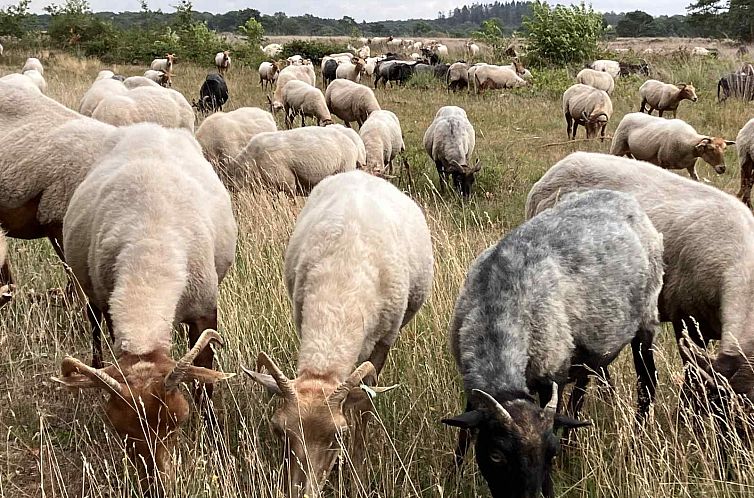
{"left": 1, "top": 43, "right": 754, "bottom": 497}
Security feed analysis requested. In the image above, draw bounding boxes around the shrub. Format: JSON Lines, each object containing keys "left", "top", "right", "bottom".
{"left": 280, "top": 39, "right": 350, "bottom": 64}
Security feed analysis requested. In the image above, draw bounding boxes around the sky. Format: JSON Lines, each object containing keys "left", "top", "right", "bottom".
{"left": 6, "top": 0, "right": 690, "bottom": 22}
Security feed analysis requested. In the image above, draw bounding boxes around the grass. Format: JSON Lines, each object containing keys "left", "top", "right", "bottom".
{"left": 1, "top": 46, "right": 754, "bottom": 498}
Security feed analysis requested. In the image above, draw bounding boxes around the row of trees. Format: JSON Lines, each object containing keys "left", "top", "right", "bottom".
{"left": 687, "top": 0, "right": 754, "bottom": 41}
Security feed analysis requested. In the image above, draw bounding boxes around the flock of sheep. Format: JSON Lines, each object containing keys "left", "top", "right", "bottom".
{"left": 2, "top": 37, "right": 754, "bottom": 498}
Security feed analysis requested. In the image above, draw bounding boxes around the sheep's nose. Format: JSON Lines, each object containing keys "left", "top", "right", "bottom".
{"left": 716, "top": 164, "right": 726, "bottom": 174}
{"left": 692, "top": 97, "right": 698, "bottom": 102}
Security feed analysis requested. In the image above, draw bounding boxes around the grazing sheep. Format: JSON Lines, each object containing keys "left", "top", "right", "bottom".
{"left": 526, "top": 151, "right": 754, "bottom": 418}
{"left": 717, "top": 72, "right": 754, "bottom": 102}
{"left": 325, "top": 79, "right": 381, "bottom": 128}
{"left": 143, "top": 69, "right": 172, "bottom": 87}
{"left": 271, "top": 65, "right": 316, "bottom": 111}
{"left": 474, "top": 65, "right": 528, "bottom": 92}
{"left": 193, "top": 73, "right": 229, "bottom": 115}
{"left": 123, "top": 75, "right": 161, "bottom": 89}
{"left": 562, "top": 84, "right": 613, "bottom": 140}
{"left": 79, "top": 77, "right": 129, "bottom": 116}
{"left": 691, "top": 46, "right": 711, "bottom": 56}
{"left": 374, "top": 60, "right": 416, "bottom": 88}
{"left": 215, "top": 50, "right": 231, "bottom": 75}
{"left": 54, "top": 123, "right": 237, "bottom": 488}
{"left": 150, "top": 53, "right": 175, "bottom": 73}
{"left": 619, "top": 60, "right": 651, "bottom": 77}
{"left": 0, "top": 230, "right": 13, "bottom": 308}
{"left": 245, "top": 170, "right": 433, "bottom": 498}
{"left": 92, "top": 86, "right": 195, "bottom": 132}
{"left": 611, "top": 113, "right": 734, "bottom": 181}
{"left": 322, "top": 59, "right": 338, "bottom": 87}
{"left": 335, "top": 57, "right": 366, "bottom": 82}
{"left": 590, "top": 59, "right": 620, "bottom": 78}
{"left": 639, "top": 80, "right": 698, "bottom": 118}
{"left": 424, "top": 106, "right": 480, "bottom": 197}
{"left": 21, "top": 57, "right": 43, "bottom": 75}
{"left": 447, "top": 62, "right": 470, "bottom": 92}
{"left": 96, "top": 70, "right": 115, "bottom": 81}
{"left": 435, "top": 44, "right": 449, "bottom": 57}
{"left": 359, "top": 110, "right": 404, "bottom": 175}
{"left": 357, "top": 45, "right": 370, "bottom": 59}
{"left": 736, "top": 118, "right": 754, "bottom": 206}
{"left": 282, "top": 79, "right": 333, "bottom": 128}
{"left": 258, "top": 61, "right": 280, "bottom": 90}
{"left": 261, "top": 43, "right": 283, "bottom": 58}
{"left": 8, "top": 69, "right": 46, "bottom": 93}
{"left": 231, "top": 126, "right": 361, "bottom": 193}
{"left": 328, "top": 124, "right": 367, "bottom": 168}
{"left": 195, "top": 107, "right": 277, "bottom": 185}
{"left": 446, "top": 188, "right": 662, "bottom": 498}
{"left": 576, "top": 68, "right": 614, "bottom": 94}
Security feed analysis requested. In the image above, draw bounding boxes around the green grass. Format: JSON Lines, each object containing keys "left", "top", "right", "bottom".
{"left": 0, "top": 49, "right": 753, "bottom": 497}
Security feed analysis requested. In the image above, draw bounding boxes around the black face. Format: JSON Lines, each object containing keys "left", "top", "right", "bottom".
{"left": 452, "top": 172, "right": 476, "bottom": 198}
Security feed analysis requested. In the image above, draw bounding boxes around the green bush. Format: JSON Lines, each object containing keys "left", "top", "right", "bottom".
{"left": 280, "top": 39, "right": 350, "bottom": 64}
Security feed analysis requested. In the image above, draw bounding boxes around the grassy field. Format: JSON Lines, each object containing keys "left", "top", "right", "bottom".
{"left": 1, "top": 45, "right": 754, "bottom": 498}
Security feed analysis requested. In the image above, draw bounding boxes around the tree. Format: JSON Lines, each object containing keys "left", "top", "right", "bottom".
{"left": 616, "top": 11, "right": 655, "bottom": 37}
{"left": 239, "top": 17, "right": 264, "bottom": 45}
{"left": 473, "top": 19, "right": 508, "bottom": 61}
{"left": 414, "top": 21, "right": 432, "bottom": 36}
{"left": 0, "top": 0, "right": 31, "bottom": 38}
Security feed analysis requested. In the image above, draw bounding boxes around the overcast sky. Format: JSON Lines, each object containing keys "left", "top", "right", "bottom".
{"left": 6, "top": 0, "right": 691, "bottom": 22}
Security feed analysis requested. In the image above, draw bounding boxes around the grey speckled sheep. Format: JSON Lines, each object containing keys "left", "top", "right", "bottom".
{"left": 359, "top": 110, "right": 404, "bottom": 175}
{"left": 526, "top": 151, "right": 754, "bottom": 408}
{"left": 611, "top": 112, "right": 734, "bottom": 180}
{"left": 562, "top": 84, "right": 613, "bottom": 140}
{"left": 424, "top": 106, "right": 479, "bottom": 197}
{"left": 445, "top": 188, "right": 662, "bottom": 498}
{"left": 736, "top": 118, "right": 754, "bottom": 206}
{"left": 639, "top": 80, "right": 697, "bottom": 118}
{"left": 91, "top": 86, "right": 195, "bottom": 132}
{"left": 325, "top": 79, "right": 381, "bottom": 128}
{"left": 231, "top": 126, "right": 360, "bottom": 194}
{"left": 282, "top": 79, "right": 333, "bottom": 128}
{"left": 576, "top": 68, "right": 614, "bottom": 94}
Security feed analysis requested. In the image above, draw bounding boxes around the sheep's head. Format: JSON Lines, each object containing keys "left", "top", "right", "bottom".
{"left": 678, "top": 83, "right": 698, "bottom": 102}
{"left": 53, "top": 330, "right": 233, "bottom": 488}
{"left": 442, "top": 386, "right": 589, "bottom": 498}
{"left": 245, "top": 352, "right": 381, "bottom": 498}
{"left": 695, "top": 137, "right": 735, "bottom": 174}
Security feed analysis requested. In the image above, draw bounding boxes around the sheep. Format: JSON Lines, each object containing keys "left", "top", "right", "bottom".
{"left": 576, "top": 68, "right": 615, "bottom": 94}
{"left": 258, "top": 61, "right": 280, "bottom": 90}
{"left": 359, "top": 110, "right": 404, "bottom": 175}
{"left": 435, "top": 44, "right": 449, "bottom": 57}
{"left": 150, "top": 53, "right": 175, "bottom": 73}
{"left": 0, "top": 43, "right": 3, "bottom": 56}
{"left": 335, "top": 57, "right": 366, "bottom": 82}
{"left": 364, "top": 56, "right": 384, "bottom": 79}
{"left": 465, "top": 41, "right": 480, "bottom": 60}
{"left": 215, "top": 50, "right": 231, "bottom": 75}
{"left": 619, "top": 60, "right": 651, "bottom": 77}
{"left": 22, "top": 57, "right": 43, "bottom": 75}
{"left": 717, "top": 72, "right": 754, "bottom": 102}
{"left": 195, "top": 107, "right": 277, "bottom": 186}
{"left": 282, "top": 79, "right": 333, "bottom": 128}
{"left": 325, "top": 79, "right": 381, "bottom": 128}
{"left": 639, "top": 80, "right": 698, "bottom": 118}
{"left": 53, "top": 123, "right": 237, "bottom": 489}
{"left": 92, "top": 85, "right": 195, "bottom": 132}
{"left": 526, "top": 151, "right": 754, "bottom": 425}
{"left": 193, "top": 73, "right": 229, "bottom": 115}
{"left": 424, "top": 105, "right": 480, "bottom": 198}
{"left": 5, "top": 69, "right": 47, "bottom": 93}
{"left": 79, "top": 77, "right": 129, "bottom": 116}
{"left": 374, "top": 60, "right": 416, "bottom": 88}
{"left": 21, "top": 69, "right": 46, "bottom": 93}
{"left": 95, "top": 70, "right": 115, "bottom": 81}
{"left": 447, "top": 62, "right": 470, "bottom": 92}
{"left": 357, "top": 45, "right": 370, "bottom": 58}
{"left": 445, "top": 188, "right": 663, "bottom": 498}
{"left": 562, "top": 84, "right": 613, "bottom": 141}
{"left": 329, "top": 124, "right": 367, "bottom": 167}
{"left": 736, "top": 118, "right": 754, "bottom": 206}
{"left": 611, "top": 112, "right": 734, "bottom": 181}
{"left": 143, "top": 69, "right": 172, "bottom": 87}
{"left": 0, "top": 73, "right": 41, "bottom": 94}
{"left": 271, "top": 65, "right": 316, "bottom": 111}
{"left": 691, "top": 46, "right": 711, "bottom": 56}
{"left": 474, "top": 65, "right": 528, "bottom": 92}
{"left": 590, "top": 59, "right": 620, "bottom": 78}
{"left": 230, "top": 126, "right": 362, "bottom": 193}
{"left": 0, "top": 230, "right": 13, "bottom": 308}
{"left": 322, "top": 59, "right": 338, "bottom": 87}
{"left": 245, "top": 170, "right": 433, "bottom": 498}
{"left": 123, "top": 75, "right": 161, "bottom": 89}
{"left": 261, "top": 43, "right": 283, "bottom": 58}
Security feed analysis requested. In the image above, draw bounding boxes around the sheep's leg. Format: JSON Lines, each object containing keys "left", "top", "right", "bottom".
{"left": 632, "top": 327, "right": 657, "bottom": 421}
{"left": 600, "top": 124, "right": 607, "bottom": 142}
{"left": 640, "top": 99, "right": 647, "bottom": 113}
{"left": 436, "top": 160, "right": 448, "bottom": 193}
{"left": 565, "top": 113, "right": 572, "bottom": 140}
{"left": 300, "top": 113, "right": 306, "bottom": 127}
{"left": 571, "top": 122, "right": 579, "bottom": 140}
{"left": 87, "top": 304, "right": 105, "bottom": 369}
{"left": 657, "top": 109, "right": 664, "bottom": 117}
{"left": 0, "top": 258, "right": 14, "bottom": 307}
{"left": 567, "top": 375, "right": 589, "bottom": 420}
{"left": 687, "top": 165, "right": 700, "bottom": 181}
{"left": 188, "top": 311, "right": 219, "bottom": 408}
{"left": 737, "top": 154, "right": 754, "bottom": 207}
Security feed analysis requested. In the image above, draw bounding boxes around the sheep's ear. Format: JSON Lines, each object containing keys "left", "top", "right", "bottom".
{"left": 442, "top": 410, "right": 485, "bottom": 429}
{"left": 554, "top": 414, "right": 591, "bottom": 430}
{"left": 696, "top": 137, "right": 712, "bottom": 149}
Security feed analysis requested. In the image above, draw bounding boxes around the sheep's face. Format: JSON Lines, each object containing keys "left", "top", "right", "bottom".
{"left": 696, "top": 137, "right": 735, "bottom": 174}
{"left": 679, "top": 84, "right": 698, "bottom": 102}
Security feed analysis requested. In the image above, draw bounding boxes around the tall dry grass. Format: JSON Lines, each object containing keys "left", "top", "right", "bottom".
{"left": 1, "top": 46, "right": 753, "bottom": 497}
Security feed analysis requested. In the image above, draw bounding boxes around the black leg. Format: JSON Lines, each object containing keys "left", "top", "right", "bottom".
{"left": 632, "top": 328, "right": 657, "bottom": 421}
{"left": 86, "top": 304, "right": 105, "bottom": 369}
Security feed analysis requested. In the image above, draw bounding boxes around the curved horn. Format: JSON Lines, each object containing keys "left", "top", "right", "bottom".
{"left": 471, "top": 389, "right": 514, "bottom": 428}
{"left": 581, "top": 110, "right": 588, "bottom": 122}
{"left": 327, "top": 361, "right": 376, "bottom": 406}
{"left": 164, "top": 329, "right": 223, "bottom": 391}
{"left": 544, "top": 382, "right": 558, "bottom": 419}
{"left": 58, "top": 356, "right": 126, "bottom": 396}
{"left": 256, "top": 351, "right": 297, "bottom": 400}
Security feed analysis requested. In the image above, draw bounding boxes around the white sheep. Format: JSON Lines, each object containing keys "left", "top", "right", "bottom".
{"left": 329, "top": 123, "right": 367, "bottom": 167}
{"left": 691, "top": 46, "right": 711, "bottom": 56}
{"left": 282, "top": 79, "right": 333, "bottom": 128}
{"left": 590, "top": 59, "right": 620, "bottom": 78}
{"left": 359, "top": 110, "right": 404, "bottom": 175}
{"left": 95, "top": 70, "right": 115, "bottom": 81}
{"left": 270, "top": 64, "right": 316, "bottom": 111}
{"left": 258, "top": 61, "right": 280, "bottom": 89}
{"left": 357, "top": 45, "right": 370, "bottom": 59}
{"left": 215, "top": 50, "right": 231, "bottom": 75}
{"left": 465, "top": 41, "right": 480, "bottom": 59}
{"left": 611, "top": 112, "right": 734, "bottom": 181}
{"left": 735, "top": 118, "right": 754, "bottom": 206}
{"left": 436, "top": 44, "right": 449, "bottom": 57}
{"left": 576, "top": 68, "right": 614, "bottom": 94}
{"left": 79, "top": 78, "right": 129, "bottom": 116}
{"left": 91, "top": 85, "right": 195, "bottom": 132}
{"left": 245, "top": 170, "right": 433, "bottom": 497}
{"left": 150, "top": 53, "right": 175, "bottom": 73}
{"left": 261, "top": 43, "right": 283, "bottom": 58}
{"left": 639, "top": 79, "right": 698, "bottom": 118}
{"left": 562, "top": 83, "right": 613, "bottom": 140}
{"left": 325, "top": 79, "right": 381, "bottom": 128}
{"left": 143, "top": 69, "right": 171, "bottom": 87}
{"left": 22, "top": 57, "right": 43, "bottom": 75}
{"left": 474, "top": 65, "right": 528, "bottom": 93}
{"left": 55, "top": 122, "right": 236, "bottom": 486}
{"left": 447, "top": 62, "right": 470, "bottom": 92}
{"left": 231, "top": 126, "right": 361, "bottom": 193}
{"left": 335, "top": 57, "right": 366, "bottom": 82}
{"left": 424, "top": 105, "right": 479, "bottom": 197}
{"left": 21, "top": 69, "right": 46, "bottom": 93}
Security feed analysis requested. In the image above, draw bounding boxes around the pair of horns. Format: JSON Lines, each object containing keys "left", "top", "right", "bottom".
{"left": 472, "top": 382, "right": 558, "bottom": 428}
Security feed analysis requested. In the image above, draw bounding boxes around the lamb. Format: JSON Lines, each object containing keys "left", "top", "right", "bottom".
{"left": 590, "top": 59, "right": 620, "bottom": 78}
{"left": 79, "top": 77, "right": 129, "bottom": 116}
{"left": 215, "top": 50, "right": 231, "bottom": 75}
{"left": 245, "top": 170, "right": 433, "bottom": 498}
{"left": 447, "top": 62, "right": 470, "bottom": 92}
{"left": 143, "top": 69, "right": 172, "bottom": 87}
{"left": 423, "top": 105, "right": 480, "bottom": 198}
{"left": 21, "top": 57, "right": 43, "bottom": 75}
{"left": 611, "top": 112, "right": 734, "bottom": 181}
{"left": 474, "top": 65, "right": 528, "bottom": 93}
{"left": 325, "top": 79, "right": 381, "bottom": 128}
{"left": 193, "top": 73, "right": 229, "bottom": 115}
{"left": 258, "top": 61, "right": 280, "bottom": 89}
{"left": 576, "top": 68, "right": 615, "bottom": 94}
{"left": 270, "top": 65, "right": 316, "bottom": 111}
{"left": 445, "top": 188, "right": 663, "bottom": 498}
{"left": 261, "top": 43, "right": 283, "bottom": 58}
{"left": 150, "top": 53, "right": 175, "bottom": 73}
{"left": 359, "top": 110, "right": 404, "bottom": 175}
{"left": 91, "top": 85, "right": 195, "bottom": 132}
{"left": 0, "top": 230, "right": 13, "bottom": 308}
{"left": 53, "top": 123, "right": 236, "bottom": 489}
{"left": 639, "top": 79, "right": 698, "bottom": 118}
{"left": 735, "top": 118, "right": 754, "bottom": 206}
{"left": 281, "top": 79, "right": 332, "bottom": 128}
{"left": 526, "top": 151, "right": 754, "bottom": 423}
{"left": 230, "top": 126, "right": 362, "bottom": 193}
{"left": 562, "top": 83, "right": 613, "bottom": 140}
{"left": 335, "top": 57, "right": 366, "bottom": 82}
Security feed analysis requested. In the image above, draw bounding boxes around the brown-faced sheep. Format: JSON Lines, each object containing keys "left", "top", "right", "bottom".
{"left": 562, "top": 84, "right": 613, "bottom": 140}
{"left": 639, "top": 80, "right": 698, "bottom": 118}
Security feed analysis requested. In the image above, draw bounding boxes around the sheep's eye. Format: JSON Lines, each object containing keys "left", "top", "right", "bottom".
{"left": 489, "top": 451, "right": 505, "bottom": 464}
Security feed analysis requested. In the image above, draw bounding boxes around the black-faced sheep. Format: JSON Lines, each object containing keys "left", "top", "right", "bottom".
{"left": 194, "top": 73, "right": 229, "bottom": 115}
